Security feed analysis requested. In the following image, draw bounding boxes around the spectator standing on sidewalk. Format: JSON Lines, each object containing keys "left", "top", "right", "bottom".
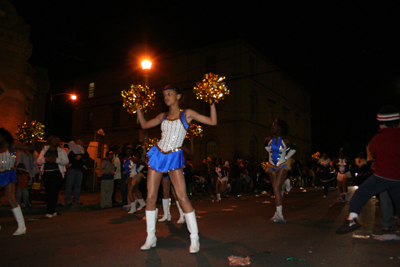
{"left": 231, "top": 158, "right": 244, "bottom": 197}
{"left": 317, "top": 153, "right": 333, "bottom": 198}
{"left": 37, "top": 136, "right": 69, "bottom": 218}
{"left": 118, "top": 144, "right": 130, "bottom": 205}
{"left": 65, "top": 139, "right": 88, "bottom": 205}
{"left": 109, "top": 145, "right": 121, "bottom": 205}
{"left": 16, "top": 148, "right": 39, "bottom": 207}
{"left": 336, "top": 105, "right": 400, "bottom": 234}
{"left": 100, "top": 151, "right": 115, "bottom": 209}
{"left": 15, "top": 163, "right": 30, "bottom": 209}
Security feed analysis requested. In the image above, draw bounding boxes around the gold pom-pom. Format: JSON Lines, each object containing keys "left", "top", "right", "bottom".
{"left": 121, "top": 84, "right": 156, "bottom": 114}
{"left": 312, "top": 151, "right": 321, "bottom": 161}
{"left": 186, "top": 124, "right": 203, "bottom": 140}
{"left": 193, "top": 72, "right": 229, "bottom": 104}
{"left": 15, "top": 121, "right": 45, "bottom": 144}
{"left": 145, "top": 138, "right": 159, "bottom": 152}
{"left": 261, "top": 161, "right": 270, "bottom": 171}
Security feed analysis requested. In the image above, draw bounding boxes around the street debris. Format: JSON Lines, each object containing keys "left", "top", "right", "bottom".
{"left": 287, "top": 257, "right": 305, "bottom": 261}
{"left": 373, "top": 234, "right": 400, "bottom": 241}
{"left": 228, "top": 255, "right": 251, "bottom": 266}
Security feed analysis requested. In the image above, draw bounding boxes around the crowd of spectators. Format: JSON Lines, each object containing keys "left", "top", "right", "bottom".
{"left": 4, "top": 137, "right": 380, "bottom": 213}
{"left": 185, "top": 150, "right": 375, "bottom": 202}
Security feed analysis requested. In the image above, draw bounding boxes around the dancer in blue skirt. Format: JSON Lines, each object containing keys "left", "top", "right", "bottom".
{"left": 0, "top": 128, "right": 35, "bottom": 235}
{"left": 137, "top": 85, "right": 217, "bottom": 253}
{"left": 264, "top": 119, "right": 296, "bottom": 223}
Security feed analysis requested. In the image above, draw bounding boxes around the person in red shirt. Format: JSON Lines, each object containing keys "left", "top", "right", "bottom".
{"left": 336, "top": 105, "right": 400, "bottom": 234}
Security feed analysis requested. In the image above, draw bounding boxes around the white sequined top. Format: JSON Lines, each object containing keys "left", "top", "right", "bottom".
{"left": 0, "top": 147, "right": 16, "bottom": 172}
{"left": 157, "top": 110, "right": 189, "bottom": 154}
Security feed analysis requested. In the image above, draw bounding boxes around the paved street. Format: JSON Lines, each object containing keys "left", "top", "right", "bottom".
{"left": 1, "top": 186, "right": 399, "bottom": 267}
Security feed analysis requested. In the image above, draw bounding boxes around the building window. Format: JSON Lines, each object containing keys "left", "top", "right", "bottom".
{"left": 86, "top": 111, "right": 93, "bottom": 129}
{"left": 206, "top": 140, "right": 217, "bottom": 160}
{"left": 112, "top": 107, "right": 120, "bottom": 127}
{"left": 88, "top": 82, "right": 95, "bottom": 98}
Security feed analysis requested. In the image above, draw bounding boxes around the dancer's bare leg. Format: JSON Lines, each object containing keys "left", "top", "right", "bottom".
{"left": 6, "top": 183, "right": 18, "bottom": 208}
{"left": 271, "top": 169, "right": 288, "bottom": 207}
{"left": 127, "top": 182, "right": 134, "bottom": 203}
{"left": 133, "top": 186, "right": 141, "bottom": 198}
{"left": 342, "top": 177, "right": 348, "bottom": 194}
{"left": 162, "top": 178, "right": 171, "bottom": 199}
{"left": 169, "top": 170, "right": 193, "bottom": 213}
{"left": 337, "top": 180, "right": 343, "bottom": 194}
{"left": 146, "top": 168, "right": 163, "bottom": 210}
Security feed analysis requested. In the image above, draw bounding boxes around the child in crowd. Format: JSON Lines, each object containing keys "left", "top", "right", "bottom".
{"left": 15, "top": 163, "right": 30, "bottom": 209}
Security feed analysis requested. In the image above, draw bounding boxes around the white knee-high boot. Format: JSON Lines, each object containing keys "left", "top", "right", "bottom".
{"left": 137, "top": 198, "right": 146, "bottom": 211}
{"left": 158, "top": 198, "right": 171, "bottom": 222}
{"left": 184, "top": 210, "right": 200, "bottom": 253}
{"left": 285, "top": 179, "right": 291, "bottom": 192}
{"left": 176, "top": 201, "right": 185, "bottom": 224}
{"left": 128, "top": 201, "right": 137, "bottom": 214}
{"left": 141, "top": 209, "right": 158, "bottom": 250}
{"left": 12, "top": 206, "right": 26, "bottom": 236}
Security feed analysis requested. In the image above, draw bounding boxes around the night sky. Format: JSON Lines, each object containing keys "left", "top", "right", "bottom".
{"left": 9, "top": 0, "right": 400, "bottom": 159}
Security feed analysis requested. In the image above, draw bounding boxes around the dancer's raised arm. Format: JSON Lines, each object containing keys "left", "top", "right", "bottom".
{"left": 186, "top": 103, "right": 217, "bottom": 125}
{"left": 137, "top": 107, "right": 165, "bottom": 129}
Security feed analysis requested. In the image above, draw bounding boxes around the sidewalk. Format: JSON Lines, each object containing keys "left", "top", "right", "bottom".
{"left": 0, "top": 189, "right": 107, "bottom": 218}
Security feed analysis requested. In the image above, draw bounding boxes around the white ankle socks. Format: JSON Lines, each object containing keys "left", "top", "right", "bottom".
{"left": 348, "top": 212, "right": 358, "bottom": 220}
{"left": 276, "top": 205, "right": 283, "bottom": 215}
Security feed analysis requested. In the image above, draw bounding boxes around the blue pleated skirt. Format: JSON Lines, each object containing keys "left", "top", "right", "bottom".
{"left": 147, "top": 146, "right": 185, "bottom": 173}
{"left": 0, "top": 170, "right": 17, "bottom": 187}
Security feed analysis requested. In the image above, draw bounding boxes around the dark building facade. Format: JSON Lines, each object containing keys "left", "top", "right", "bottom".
{"left": 0, "top": 0, "right": 49, "bottom": 136}
{"left": 71, "top": 40, "right": 311, "bottom": 169}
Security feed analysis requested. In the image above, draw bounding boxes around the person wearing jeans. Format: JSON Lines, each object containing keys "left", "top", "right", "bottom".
{"left": 100, "top": 151, "right": 115, "bottom": 208}
{"left": 336, "top": 105, "right": 400, "bottom": 234}
{"left": 65, "top": 140, "right": 88, "bottom": 205}
{"left": 379, "top": 190, "right": 400, "bottom": 231}
{"left": 65, "top": 168, "right": 83, "bottom": 205}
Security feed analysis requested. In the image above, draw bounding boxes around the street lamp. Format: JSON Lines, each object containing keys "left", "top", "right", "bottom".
{"left": 141, "top": 60, "right": 152, "bottom": 86}
{"left": 141, "top": 60, "right": 152, "bottom": 70}
{"left": 139, "top": 60, "right": 152, "bottom": 142}
{"left": 50, "top": 93, "right": 77, "bottom": 102}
